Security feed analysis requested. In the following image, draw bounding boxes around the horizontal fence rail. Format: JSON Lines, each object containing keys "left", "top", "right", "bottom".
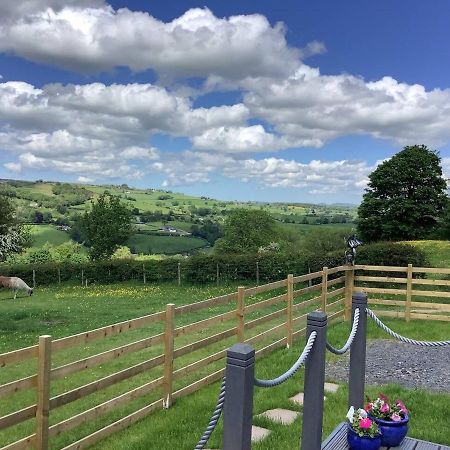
{"left": 0, "top": 264, "right": 350, "bottom": 450}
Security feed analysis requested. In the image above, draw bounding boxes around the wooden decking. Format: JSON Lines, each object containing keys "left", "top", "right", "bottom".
{"left": 322, "top": 423, "right": 450, "bottom": 450}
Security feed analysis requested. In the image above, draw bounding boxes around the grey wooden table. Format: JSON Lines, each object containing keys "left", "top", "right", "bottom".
{"left": 322, "top": 423, "right": 450, "bottom": 450}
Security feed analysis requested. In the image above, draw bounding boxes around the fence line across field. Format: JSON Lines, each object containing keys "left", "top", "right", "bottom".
{"left": 2, "top": 262, "right": 450, "bottom": 449}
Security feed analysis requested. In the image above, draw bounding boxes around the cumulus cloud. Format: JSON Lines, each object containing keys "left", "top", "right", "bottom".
{"left": 0, "top": 6, "right": 300, "bottom": 79}
{"left": 243, "top": 67, "right": 450, "bottom": 147}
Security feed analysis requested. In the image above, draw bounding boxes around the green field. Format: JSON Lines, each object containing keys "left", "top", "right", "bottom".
{"left": 126, "top": 233, "right": 208, "bottom": 254}
{"left": 29, "top": 224, "right": 71, "bottom": 247}
{"left": 0, "top": 278, "right": 449, "bottom": 449}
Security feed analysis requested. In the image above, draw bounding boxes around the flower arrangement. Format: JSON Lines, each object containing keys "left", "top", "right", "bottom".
{"left": 366, "top": 393, "right": 408, "bottom": 422}
{"left": 347, "top": 406, "right": 381, "bottom": 438}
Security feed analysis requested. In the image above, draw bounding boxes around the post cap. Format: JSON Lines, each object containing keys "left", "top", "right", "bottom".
{"left": 352, "top": 292, "right": 368, "bottom": 304}
{"left": 307, "top": 310, "right": 327, "bottom": 326}
{"left": 227, "top": 343, "right": 255, "bottom": 360}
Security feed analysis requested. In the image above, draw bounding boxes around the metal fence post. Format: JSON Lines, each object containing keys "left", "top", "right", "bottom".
{"left": 348, "top": 292, "right": 368, "bottom": 409}
{"left": 222, "top": 343, "right": 255, "bottom": 450}
{"left": 301, "top": 311, "right": 327, "bottom": 450}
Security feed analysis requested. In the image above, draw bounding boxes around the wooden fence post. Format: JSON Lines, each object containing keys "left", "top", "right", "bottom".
{"left": 142, "top": 264, "right": 146, "bottom": 285}
{"left": 286, "top": 274, "right": 294, "bottom": 348}
{"left": 237, "top": 287, "right": 245, "bottom": 342}
{"left": 81, "top": 269, "right": 84, "bottom": 286}
{"left": 177, "top": 263, "right": 181, "bottom": 286}
{"left": 216, "top": 263, "right": 220, "bottom": 286}
{"left": 163, "top": 304, "right": 175, "bottom": 409}
{"left": 405, "top": 264, "right": 413, "bottom": 322}
{"left": 33, "top": 269, "right": 36, "bottom": 288}
{"left": 345, "top": 265, "right": 355, "bottom": 320}
{"left": 36, "top": 335, "right": 52, "bottom": 450}
{"left": 256, "top": 262, "right": 260, "bottom": 286}
{"left": 321, "top": 267, "right": 328, "bottom": 313}
{"left": 57, "top": 268, "right": 61, "bottom": 285}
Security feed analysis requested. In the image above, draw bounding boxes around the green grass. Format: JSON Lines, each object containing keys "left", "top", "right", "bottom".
{"left": 29, "top": 224, "right": 72, "bottom": 247}
{"left": 92, "top": 317, "right": 450, "bottom": 450}
{"left": 0, "top": 277, "right": 449, "bottom": 449}
{"left": 406, "top": 240, "right": 450, "bottom": 268}
{"left": 126, "top": 233, "right": 208, "bottom": 254}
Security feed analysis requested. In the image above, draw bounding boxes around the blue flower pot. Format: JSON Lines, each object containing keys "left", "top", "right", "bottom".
{"left": 373, "top": 415, "right": 409, "bottom": 447}
{"left": 347, "top": 424, "right": 382, "bottom": 450}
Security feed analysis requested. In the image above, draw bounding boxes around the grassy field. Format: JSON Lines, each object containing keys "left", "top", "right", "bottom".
{"left": 125, "top": 233, "right": 208, "bottom": 254}
{"left": 0, "top": 273, "right": 449, "bottom": 449}
{"left": 29, "top": 224, "right": 72, "bottom": 247}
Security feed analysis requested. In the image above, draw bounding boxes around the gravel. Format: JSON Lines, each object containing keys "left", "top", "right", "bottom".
{"left": 326, "top": 339, "right": 450, "bottom": 393}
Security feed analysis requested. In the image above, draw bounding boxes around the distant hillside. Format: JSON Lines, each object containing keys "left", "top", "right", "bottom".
{"left": 0, "top": 178, "right": 357, "bottom": 255}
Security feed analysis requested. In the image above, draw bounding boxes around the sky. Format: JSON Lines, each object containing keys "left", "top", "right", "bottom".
{"left": 1, "top": 1, "right": 450, "bottom": 204}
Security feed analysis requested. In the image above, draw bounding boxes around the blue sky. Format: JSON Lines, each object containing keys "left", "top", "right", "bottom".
{"left": 1, "top": 0, "right": 450, "bottom": 204}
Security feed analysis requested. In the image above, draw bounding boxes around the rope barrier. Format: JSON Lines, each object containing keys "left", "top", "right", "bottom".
{"left": 366, "top": 308, "right": 450, "bottom": 347}
{"left": 326, "top": 308, "right": 360, "bottom": 355}
{"left": 254, "top": 331, "right": 317, "bottom": 388}
{"left": 194, "top": 377, "right": 226, "bottom": 450}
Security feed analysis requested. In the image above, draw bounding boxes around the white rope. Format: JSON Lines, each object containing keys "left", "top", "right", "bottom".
{"left": 326, "top": 308, "right": 360, "bottom": 354}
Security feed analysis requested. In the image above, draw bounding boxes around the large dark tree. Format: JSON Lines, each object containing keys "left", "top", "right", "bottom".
{"left": 80, "top": 193, "right": 133, "bottom": 260}
{"left": 358, "top": 145, "right": 448, "bottom": 242}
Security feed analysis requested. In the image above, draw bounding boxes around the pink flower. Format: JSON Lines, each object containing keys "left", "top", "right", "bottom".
{"left": 396, "top": 400, "right": 408, "bottom": 414}
{"left": 391, "top": 412, "right": 402, "bottom": 422}
{"left": 365, "top": 402, "right": 373, "bottom": 411}
{"left": 359, "top": 418, "right": 373, "bottom": 429}
{"left": 380, "top": 403, "right": 390, "bottom": 414}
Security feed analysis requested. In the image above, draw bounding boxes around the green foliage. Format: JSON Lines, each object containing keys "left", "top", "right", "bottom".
{"left": 190, "top": 222, "right": 223, "bottom": 245}
{"left": 214, "top": 209, "right": 280, "bottom": 254}
{"left": 81, "top": 193, "right": 133, "bottom": 260}
{"left": 357, "top": 242, "right": 428, "bottom": 269}
{"left": 0, "top": 195, "right": 30, "bottom": 261}
{"left": 300, "top": 228, "right": 349, "bottom": 254}
{"left": 358, "top": 145, "right": 448, "bottom": 242}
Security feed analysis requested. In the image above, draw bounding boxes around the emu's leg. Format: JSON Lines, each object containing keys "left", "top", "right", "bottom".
{"left": 14, "top": 290, "right": 18, "bottom": 300}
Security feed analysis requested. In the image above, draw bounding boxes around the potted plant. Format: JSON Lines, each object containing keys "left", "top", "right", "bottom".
{"left": 347, "top": 406, "right": 382, "bottom": 450}
{"left": 366, "top": 393, "right": 409, "bottom": 447}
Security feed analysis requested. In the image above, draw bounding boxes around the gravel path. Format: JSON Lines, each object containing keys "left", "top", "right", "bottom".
{"left": 326, "top": 339, "right": 450, "bottom": 393}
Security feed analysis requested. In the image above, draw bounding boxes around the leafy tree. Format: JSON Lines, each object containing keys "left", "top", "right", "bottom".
{"left": 358, "top": 145, "right": 448, "bottom": 242}
{"left": 191, "top": 222, "right": 223, "bottom": 245}
{"left": 0, "top": 195, "right": 30, "bottom": 261}
{"left": 214, "top": 209, "right": 279, "bottom": 254}
{"left": 80, "top": 193, "right": 133, "bottom": 260}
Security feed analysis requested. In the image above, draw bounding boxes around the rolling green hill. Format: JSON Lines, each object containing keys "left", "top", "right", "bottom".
{"left": 0, "top": 178, "right": 357, "bottom": 255}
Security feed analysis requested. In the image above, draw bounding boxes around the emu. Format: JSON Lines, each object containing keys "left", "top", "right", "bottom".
{"left": 0, "top": 276, "right": 33, "bottom": 299}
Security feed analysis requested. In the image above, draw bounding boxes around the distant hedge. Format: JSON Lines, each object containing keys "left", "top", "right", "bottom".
{"left": 0, "top": 242, "right": 427, "bottom": 286}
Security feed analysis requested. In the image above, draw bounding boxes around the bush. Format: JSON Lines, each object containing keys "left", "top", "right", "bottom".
{"left": 0, "top": 242, "right": 428, "bottom": 286}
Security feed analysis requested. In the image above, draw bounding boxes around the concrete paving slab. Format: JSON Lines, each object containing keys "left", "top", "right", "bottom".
{"left": 252, "top": 425, "right": 271, "bottom": 442}
{"left": 258, "top": 408, "right": 299, "bottom": 425}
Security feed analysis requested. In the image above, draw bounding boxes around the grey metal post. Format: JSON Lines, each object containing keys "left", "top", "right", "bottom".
{"left": 222, "top": 343, "right": 255, "bottom": 450}
{"left": 348, "top": 292, "right": 368, "bottom": 409}
{"left": 301, "top": 311, "right": 327, "bottom": 450}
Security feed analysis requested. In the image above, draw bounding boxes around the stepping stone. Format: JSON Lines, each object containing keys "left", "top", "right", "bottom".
{"left": 252, "top": 425, "right": 271, "bottom": 442}
{"left": 324, "top": 382, "right": 339, "bottom": 393}
{"left": 258, "top": 408, "right": 299, "bottom": 425}
{"left": 289, "top": 392, "right": 304, "bottom": 405}
{"left": 289, "top": 392, "right": 326, "bottom": 405}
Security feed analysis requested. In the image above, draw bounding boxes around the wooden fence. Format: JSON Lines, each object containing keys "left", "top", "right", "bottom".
{"left": 0, "top": 266, "right": 348, "bottom": 450}
{"left": 353, "top": 264, "right": 450, "bottom": 322}
{"left": 2, "top": 262, "right": 449, "bottom": 449}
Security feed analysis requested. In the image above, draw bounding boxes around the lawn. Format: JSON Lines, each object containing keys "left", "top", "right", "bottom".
{"left": 0, "top": 278, "right": 449, "bottom": 449}
{"left": 29, "top": 224, "right": 72, "bottom": 247}
{"left": 92, "top": 316, "right": 450, "bottom": 450}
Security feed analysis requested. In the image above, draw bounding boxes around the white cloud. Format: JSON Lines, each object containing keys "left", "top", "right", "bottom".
{"left": 243, "top": 67, "right": 450, "bottom": 147}
{"left": 77, "top": 175, "right": 94, "bottom": 183}
{"left": 0, "top": 6, "right": 300, "bottom": 79}
{"left": 4, "top": 161, "right": 22, "bottom": 172}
